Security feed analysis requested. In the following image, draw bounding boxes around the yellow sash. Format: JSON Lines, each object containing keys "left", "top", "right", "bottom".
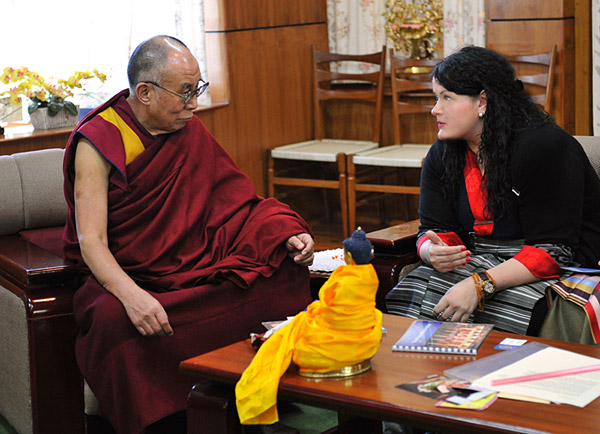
{"left": 235, "top": 264, "right": 382, "bottom": 424}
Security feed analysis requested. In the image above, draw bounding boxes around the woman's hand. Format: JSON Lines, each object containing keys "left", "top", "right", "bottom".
{"left": 432, "top": 277, "right": 479, "bottom": 322}
{"left": 421, "top": 230, "right": 471, "bottom": 272}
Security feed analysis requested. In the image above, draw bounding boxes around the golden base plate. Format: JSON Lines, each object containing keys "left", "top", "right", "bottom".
{"left": 298, "top": 360, "right": 371, "bottom": 378}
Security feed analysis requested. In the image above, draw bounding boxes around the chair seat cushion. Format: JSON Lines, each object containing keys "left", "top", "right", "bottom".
{"left": 18, "top": 226, "right": 65, "bottom": 259}
{"left": 272, "top": 139, "right": 378, "bottom": 162}
{"left": 353, "top": 144, "right": 431, "bottom": 167}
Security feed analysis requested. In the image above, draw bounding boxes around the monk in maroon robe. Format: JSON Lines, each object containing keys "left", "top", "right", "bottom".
{"left": 63, "top": 36, "right": 313, "bottom": 434}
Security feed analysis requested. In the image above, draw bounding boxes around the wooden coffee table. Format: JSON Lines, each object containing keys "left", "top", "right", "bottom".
{"left": 180, "top": 314, "right": 600, "bottom": 434}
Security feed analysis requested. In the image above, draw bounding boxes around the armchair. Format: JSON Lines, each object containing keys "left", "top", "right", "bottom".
{"left": 0, "top": 148, "right": 85, "bottom": 434}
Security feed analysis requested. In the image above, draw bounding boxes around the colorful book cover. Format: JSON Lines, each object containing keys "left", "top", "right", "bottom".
{"left": 392, "top": 320, "right": 493, "bottom": 355}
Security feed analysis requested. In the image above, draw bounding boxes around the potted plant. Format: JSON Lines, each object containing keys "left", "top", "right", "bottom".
{"left": 0, "top": 67, "right": 106, "bottom": 129}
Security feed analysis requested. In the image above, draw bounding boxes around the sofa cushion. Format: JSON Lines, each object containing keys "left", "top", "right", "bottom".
{"left": 12, "top": 148, "right": 67, "bottom": 231}
{"left": 0, "top": 286, "right": 32, "bottom": 434}
{"left": 0, "top": 155, "right": 25, "bottom": 235}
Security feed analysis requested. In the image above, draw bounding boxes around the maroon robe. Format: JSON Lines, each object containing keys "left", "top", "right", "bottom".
{"left": 63, "top": 91, "right": 312, "bottom": 434}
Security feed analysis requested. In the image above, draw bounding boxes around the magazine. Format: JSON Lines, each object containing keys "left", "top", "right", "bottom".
{"left": 444, "top": 342, "right": 549, "bottom": 382}
{"left": 392, "top": 320, "right": 493, "bottom": 355}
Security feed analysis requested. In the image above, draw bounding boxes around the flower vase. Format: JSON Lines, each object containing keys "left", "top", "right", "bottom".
{"left": 29, "top": 106, "right": 79, "bottom": 130}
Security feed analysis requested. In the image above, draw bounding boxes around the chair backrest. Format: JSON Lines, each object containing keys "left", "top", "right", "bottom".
{"left": 312, "top": 46, "right": 386, "bottom": 143}
{"left": 389, "top": 51, "right": 440, "bottom": 145}
{"left": 574, "top": 136, "right": 600, "bottom": 178}
{"left": 505, "top": 44, "right": 557, "bottom": 114}
{"left": 0, "top": 148, "right": 67, "bottom": 236}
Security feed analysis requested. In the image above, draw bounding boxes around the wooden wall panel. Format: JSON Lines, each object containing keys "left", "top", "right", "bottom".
{"left": 486, "top": 19, "right": 574, "bottom": 131}
{"left": 487, "top": 0, "right": 593, "bottom": 135}
{"left": 198, "top": 0, "right": 329, "bottom": 194}
{"left": 574, "top": 0, "right": 592, "bottom": 134}
{"left": 487, "top": 0, "right": 574, "bottom": 19}
{"left": 205, "top": 0, "right": 326, "bottom": 31}
{"left": 206, "top": 25, "right": 329, "bottom": 192}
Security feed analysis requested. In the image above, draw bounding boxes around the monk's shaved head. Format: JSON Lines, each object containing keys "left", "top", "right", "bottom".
{"left": 127, "top": 35, "right": 189, "bottom": 91}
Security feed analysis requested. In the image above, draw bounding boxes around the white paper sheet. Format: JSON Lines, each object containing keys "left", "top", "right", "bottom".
{"left": 308, "top": 248, "right": 345, "bottom": 272}
{"left": 474, "top": 347, "right": 600, "bottom": 407}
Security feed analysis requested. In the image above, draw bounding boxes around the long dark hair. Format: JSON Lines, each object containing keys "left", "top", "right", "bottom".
{"left": 431, "top": 46, "right": 551, "bottom": 220}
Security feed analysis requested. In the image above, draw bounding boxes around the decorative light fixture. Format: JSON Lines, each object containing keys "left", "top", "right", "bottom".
{"left": 384, "top": 0, "right": 443, "bottom": 59}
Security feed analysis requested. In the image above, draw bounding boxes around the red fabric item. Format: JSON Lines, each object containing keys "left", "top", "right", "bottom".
{"left": 73, "top": 259, "right": 309, "bottom": 434}
{"left": 514, "top": 245, "right": 562, "bottom": 279}
{"left": 436, "top": 232, "right": 464, "bottom": 247}
{"left": 464, "top": 150, "right": 494, "bottom": 236}
{"left": 19, "top": 226, "right": 65, "bottom": 258}
{"left": 417, "top": 232, "right": 464, "bottom": 256}
{"left": 62, "top": 91, "right": 313, "bottom": 434}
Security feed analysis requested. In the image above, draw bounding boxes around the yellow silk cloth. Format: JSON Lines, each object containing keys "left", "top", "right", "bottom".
{"left": 235, "top": 263, "right": 382, "bottom": 425}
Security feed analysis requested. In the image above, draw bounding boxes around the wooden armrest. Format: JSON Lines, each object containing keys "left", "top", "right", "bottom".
{"left": 0, "top": 234, "right": 77, "bottom": 287}
{"left": 0, "top": 234, "right": 85, "bottom": 433}
{"left": 367, "top": 220, "right": 420, "bottom": 313}
{"left": 367, "top": 219, "right": 420, "bottom": 256}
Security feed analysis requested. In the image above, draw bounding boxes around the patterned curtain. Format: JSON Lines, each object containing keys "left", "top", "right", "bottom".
{"left": 593, "top": 0, "right": 600, "bottom": 134}
{"left": 442, "top": 0, "right": 486, "bottom": 56}
{"left": 327, "top": 0, "right": 388, "bottom": 56}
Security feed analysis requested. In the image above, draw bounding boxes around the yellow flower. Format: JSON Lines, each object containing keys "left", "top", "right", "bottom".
{"left": 1, "top": 66, "right": 107, "bottom": 116}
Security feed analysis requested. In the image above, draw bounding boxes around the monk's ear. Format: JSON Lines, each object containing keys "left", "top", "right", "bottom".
{"left": 135, "top": 82, "right": 152, "bottom": 105}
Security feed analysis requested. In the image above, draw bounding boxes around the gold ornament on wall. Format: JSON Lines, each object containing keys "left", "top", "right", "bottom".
{"left": 384, "top": 0, "right": 443, "bottom": 59}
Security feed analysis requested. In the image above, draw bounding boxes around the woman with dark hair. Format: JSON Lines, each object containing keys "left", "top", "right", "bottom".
{"left": 385, "top": 46, "right": 600, "bottom": 335}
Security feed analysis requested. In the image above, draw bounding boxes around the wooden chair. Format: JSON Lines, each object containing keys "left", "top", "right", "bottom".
{"left": 267, "top": 46, "right": 386, "bottom": 238}
{"left": 505, "top": 44, "right": 557, "bottom": 114}
{"left": 346, "top": 53, "right": 440, "bottom": 233}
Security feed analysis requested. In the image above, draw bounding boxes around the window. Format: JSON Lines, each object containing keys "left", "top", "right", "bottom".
{"left": 2, "top": 0, "right": 208, "bottom": 118}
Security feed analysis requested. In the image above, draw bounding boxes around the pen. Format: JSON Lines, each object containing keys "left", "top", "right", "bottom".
{"left": 491, "top": 364, "right": 600, "bottom": 386}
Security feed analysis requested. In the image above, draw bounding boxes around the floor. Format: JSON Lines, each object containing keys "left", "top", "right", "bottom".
{"left": 278, "top": 403, "right": 339, "bottom": 433}
{"left": 0, "top": 415, "right": 17, "bottom": 434}
{"left": 0, "top": 404, "right": 338, "bottom": 434}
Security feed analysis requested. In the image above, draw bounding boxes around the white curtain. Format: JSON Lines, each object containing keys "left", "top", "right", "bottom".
{"left": 593, "top": 0, "right": 600, "bottom": 135}
{"left": 442, "top": 0, "right": 486, "bottom": 56}
{"left": 1, "top": 0, "right": 207, "bottom": 117}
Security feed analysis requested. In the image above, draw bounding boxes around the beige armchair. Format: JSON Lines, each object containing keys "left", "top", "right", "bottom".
{"left": 0, "top": 148, "right": 86, "bottom": 434}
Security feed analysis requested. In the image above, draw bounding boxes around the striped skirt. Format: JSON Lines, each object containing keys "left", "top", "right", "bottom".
{"left": 385, "top": 237, "right": 565, "bottom": 335}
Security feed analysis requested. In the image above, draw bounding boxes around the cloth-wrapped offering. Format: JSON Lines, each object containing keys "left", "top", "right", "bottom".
{"left": 235, "top": 229, "right": 382, "bottom": 425}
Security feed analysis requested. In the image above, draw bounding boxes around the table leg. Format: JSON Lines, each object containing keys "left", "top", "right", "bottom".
{"left": 336, "top": 412, "right": 382, "bottom": 434}
{"left": 187, "top": 381, "right": 241, "bottom": 434}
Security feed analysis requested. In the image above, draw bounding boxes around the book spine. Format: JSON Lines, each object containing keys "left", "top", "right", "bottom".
{"left": 392, "top": 346, "right": 476, "bottom": 355}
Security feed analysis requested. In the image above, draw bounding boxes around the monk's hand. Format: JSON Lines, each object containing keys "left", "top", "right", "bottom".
{"left": 432, "top": 277, "right": 479, "bottom": 323}
{"left": 285, "top": 233, "right": 314, "bottom": 266}
{"left": 423, "top": 230, "right": 470, "bottom": 273}
{"left": 121, "top": 288, "right": 174, "bottom": 337}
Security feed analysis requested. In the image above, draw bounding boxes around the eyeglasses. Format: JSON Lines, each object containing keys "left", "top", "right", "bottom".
{"left": 142, "top": 79, "right": 209, "bottom": 104}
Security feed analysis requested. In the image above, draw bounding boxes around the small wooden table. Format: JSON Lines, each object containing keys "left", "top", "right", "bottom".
{"left": 180, "top": 314, "right": 600, "bottom": 434}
